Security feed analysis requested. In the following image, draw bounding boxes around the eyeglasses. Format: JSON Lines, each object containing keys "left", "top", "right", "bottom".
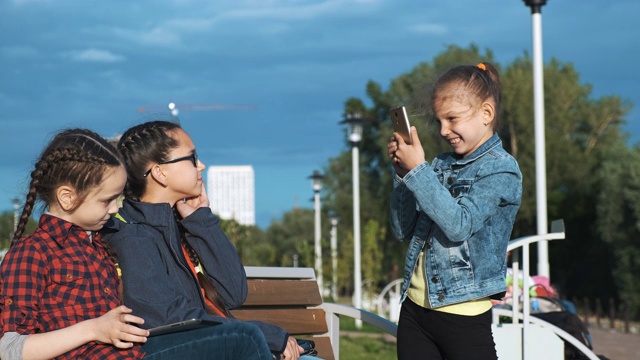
{"left": 143, "top": 151, "right": 198, "bottom": 177}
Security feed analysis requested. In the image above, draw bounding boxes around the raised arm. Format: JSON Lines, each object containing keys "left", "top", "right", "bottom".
{"left": 181, "top": 208, "right": 248, "bottom": 308}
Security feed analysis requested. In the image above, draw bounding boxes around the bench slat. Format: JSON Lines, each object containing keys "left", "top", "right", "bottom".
{"left": 301, "top": 337, "right": 334, "bottom": 360}
{"left": 243, "top": 279, "right": 323, "bottom": 306}
{"left": 231, "top": 308, "right": 329, "bottom": 335}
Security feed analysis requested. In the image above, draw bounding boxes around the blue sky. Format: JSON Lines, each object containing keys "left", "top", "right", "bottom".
{"left": 1, "top": 0, "right": 639, "bottom": 228}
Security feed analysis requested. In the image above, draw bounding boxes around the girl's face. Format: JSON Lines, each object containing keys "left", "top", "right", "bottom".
{"left": 162, "top": 128, "right": 206, "bottom": 203}
{"left": 432, "top": 88, "right": 495, "bottom": 158}
{"left": 59, "top": 165, "right": 127, "bottom": 231}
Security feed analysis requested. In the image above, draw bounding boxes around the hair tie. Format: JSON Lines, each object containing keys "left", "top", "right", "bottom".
{"left": 476, "top": 63, "right": 486, "bottom": 71}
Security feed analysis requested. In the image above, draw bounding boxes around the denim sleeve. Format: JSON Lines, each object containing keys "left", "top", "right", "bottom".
{"left": 402, "top": 156, "right": 521, "bottom": 242}
{"left": 181, "top": 208, "right": 248, "bottom": 309}
{"left": 390, "top": 170, "right": 420, "bottom": 241}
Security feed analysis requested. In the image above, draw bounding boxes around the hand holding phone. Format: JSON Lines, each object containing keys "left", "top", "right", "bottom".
{"left": 389, "top": 106, "right": 412, "bottom": 144}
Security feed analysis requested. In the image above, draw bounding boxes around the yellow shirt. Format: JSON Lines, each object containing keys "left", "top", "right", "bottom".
{"left": 407, "top": 252, "right": 492, "bottom": 315}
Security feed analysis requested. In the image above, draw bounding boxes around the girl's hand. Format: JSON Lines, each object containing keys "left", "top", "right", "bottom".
{"left": 281, "top": 336, "right": 303, "bottom": 360}
{"left": 388, "top": 126, "right": 425, "bottom": 176}
{"left": 176, "top": 182, "right": 210, "bottom": 218}
{"left": 91, "top": 305, "right": 149, "bottom": 348}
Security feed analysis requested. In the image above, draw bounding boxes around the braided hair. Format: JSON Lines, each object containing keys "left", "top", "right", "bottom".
{"left": 12, "top": 129, "right": 123, "bottom": 244}
{"left": 117, "top": 121, "right": 181, "bottom": 200}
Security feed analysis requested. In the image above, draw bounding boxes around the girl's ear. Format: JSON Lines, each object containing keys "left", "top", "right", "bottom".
{"left": 481, "top": 101, "right": 495, "bottom": 125}
{"left": 56, "top": 185, "right": 77, "bottom": 212}
{"left": 149, "top": 164, "right": 169, "bottom": 187}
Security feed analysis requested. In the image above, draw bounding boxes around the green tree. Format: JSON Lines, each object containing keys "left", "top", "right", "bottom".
{"left": 596, "top": 144, "right": 640, "bottom": 316}
{"left": 0, "top": 211, "right": 37, "bottom": 252}
{"left": 220, "top": 218, "right": 272, "bottom": 266}
{"left": 362, "top": 219, "right": 385, "bottom": 300}
{"left": 264, "top": 208, "right": 315, "bottom": 267}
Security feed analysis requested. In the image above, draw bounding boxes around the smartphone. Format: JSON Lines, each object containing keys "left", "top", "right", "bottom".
{"left": 148, "top": 318, "right": 219, "bottom": 337}
{"left": 296, "top": 339, "right": 317, "bottom": 356}
{"left": 389, "top": 106, "right": 412, "bottom": 144}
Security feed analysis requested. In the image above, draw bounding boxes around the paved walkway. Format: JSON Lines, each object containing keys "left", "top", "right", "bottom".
{"left": 589, "top": 327, "right": 640, "bottom": 360}
{"left": 342, "top": 327, "right": 640, "bottom": 359}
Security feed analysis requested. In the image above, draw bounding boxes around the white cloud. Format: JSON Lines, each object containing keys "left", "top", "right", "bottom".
{"left": 409, "top": 23, "right": 448, "bottom": 35}
{"left": 68, "top": 49, "right": 125, "bottom": 63}
{"left": 111, "top": 26, "right": 182, "bottom": 47}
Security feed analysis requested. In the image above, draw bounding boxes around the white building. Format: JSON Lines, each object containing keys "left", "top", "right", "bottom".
{"left": 207, "top": 165, "right": 255, "bottom": 226}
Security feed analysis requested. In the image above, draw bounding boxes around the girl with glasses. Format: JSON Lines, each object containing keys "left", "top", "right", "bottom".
{"left": 105, "top": 121, "right": 309, "bottom": 360}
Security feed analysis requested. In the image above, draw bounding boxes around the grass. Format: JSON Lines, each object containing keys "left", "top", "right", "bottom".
{"left": 336, "top": 317, "right": 397, "bottom": 360}
{"left": 339, "top": 336, "right": 396, "bottom": 360}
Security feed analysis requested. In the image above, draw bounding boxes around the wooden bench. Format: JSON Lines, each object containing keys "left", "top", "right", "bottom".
{"left": 227, "top": 266, "right": 398, "bottom": 360}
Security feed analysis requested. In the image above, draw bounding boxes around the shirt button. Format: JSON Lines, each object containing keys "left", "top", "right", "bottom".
{"left": 447, "top": 177, "right": 454, "bottom": 184}
{"left": 431, "top": 277, "right": 438, "bottom": 283}
{"left": 66, "top": 274, "right": 73, "bottom": 281}
{"left": 6, "top": 298, "right": 12, "bottom": 305}
{"left": 438, "top": 295, "right": 445, "bottom": 302}
{"left": 104, "top": 288, "right": 111, "bottom": 294}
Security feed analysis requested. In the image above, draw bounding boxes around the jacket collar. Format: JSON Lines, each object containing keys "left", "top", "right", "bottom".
{"left": 119, "top": 199, "right": 176, "bottom": 228}
{"left": 453, "top": 132, "right": 502, "bottom": 165}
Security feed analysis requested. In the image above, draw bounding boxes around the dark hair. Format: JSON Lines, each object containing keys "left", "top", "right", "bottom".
{"left": 431, "top": 62, "right": 503, "bottom": 131}
{"left": 13, "top": 129, "right": 123, "bottom": 244}
{"left": 117, "top": 120, "right": 181, "bottom": 200}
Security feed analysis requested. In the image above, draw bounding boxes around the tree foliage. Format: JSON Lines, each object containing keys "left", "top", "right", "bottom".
{"left": 0, "top": 211, "right": 37, "bottom": 253}
{"left": 228, "top": 44, "right": 636, "bottom": 313}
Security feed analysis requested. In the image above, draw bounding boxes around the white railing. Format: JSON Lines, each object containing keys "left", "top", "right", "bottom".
{"left": 500, "top": 219, "right": 599, "bottom": 360}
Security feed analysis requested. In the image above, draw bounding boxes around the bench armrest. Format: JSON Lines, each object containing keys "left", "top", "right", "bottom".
{"left": 321, "top": 302, "right": 398, "bottom": 359}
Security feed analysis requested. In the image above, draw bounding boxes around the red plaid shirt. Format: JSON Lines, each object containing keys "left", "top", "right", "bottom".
{"left": 0, "top": 214, "right": 143, "bottom": 359}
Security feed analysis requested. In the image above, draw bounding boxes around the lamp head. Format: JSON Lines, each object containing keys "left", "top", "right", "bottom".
{"left": 339, "top": 112, "right": 364, "bottom": 144}
{"left": 308, "top": 170, "right": 324, "bottom": 192}
{"left": 522, "top": 0, "right": 547, "bottom": 13}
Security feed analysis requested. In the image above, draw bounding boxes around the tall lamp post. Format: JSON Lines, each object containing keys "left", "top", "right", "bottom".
{"left": 340, "top": 112, "right": 364, "bottom": 328}
{"left": 12, "top": 198, "right": 20, "bottom": 233}
{"left": 308, "top": 170, "right": 324, "bottom": 290}
{"left": 329, "top": 213, "right": 339, "bottom": 301}
{"left": 523, "top": 0, "right": 550, "bottom": 279}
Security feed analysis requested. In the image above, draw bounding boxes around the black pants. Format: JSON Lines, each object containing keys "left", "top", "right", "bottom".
{"left": 397, "top": 298, "right": 497, "bottom": 360}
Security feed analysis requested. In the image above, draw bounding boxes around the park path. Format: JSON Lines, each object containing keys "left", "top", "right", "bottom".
{"left": 341, "top": 327, "right": 640, "bottom": 359}
{"left": 589, "top": 326, "right": 640, "bottom": 360}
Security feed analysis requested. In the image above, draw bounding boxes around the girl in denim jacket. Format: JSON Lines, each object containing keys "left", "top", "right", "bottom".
{"left": 388, "top": 62, "right": 523, "bottom": 360}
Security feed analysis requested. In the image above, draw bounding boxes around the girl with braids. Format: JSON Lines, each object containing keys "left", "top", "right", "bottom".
{"left": 0, "top": 128, "right": 272, "bottom": 360}
{"left": 388, "top": 62, "right": 522, "bottom": 359}
{"left": 105, "top": 121, "right": 310, "bottom": 360}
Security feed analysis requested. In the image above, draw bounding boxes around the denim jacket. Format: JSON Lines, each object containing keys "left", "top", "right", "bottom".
{"left": 102, "top": 200, "right": 289, "bottom": 353}
{"left": 390, "top": 133, "right": 522, "bottom": 308}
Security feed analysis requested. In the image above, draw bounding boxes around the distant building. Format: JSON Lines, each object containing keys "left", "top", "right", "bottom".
{"left": 207, "top": 165, "right": 255, "bottom": 226}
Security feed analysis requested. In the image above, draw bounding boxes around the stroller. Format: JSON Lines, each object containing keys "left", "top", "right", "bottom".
{"left": 497, "top": 272, "right": 607, "bottom": 360}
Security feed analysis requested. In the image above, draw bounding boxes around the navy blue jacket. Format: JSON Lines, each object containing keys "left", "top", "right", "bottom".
{"left": 103, "top": 199, "right": 288, "bottom": 353}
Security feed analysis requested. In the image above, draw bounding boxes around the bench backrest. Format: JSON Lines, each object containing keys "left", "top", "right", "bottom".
{"left": 223, "top": 267, "right": 335, "bottom": 359}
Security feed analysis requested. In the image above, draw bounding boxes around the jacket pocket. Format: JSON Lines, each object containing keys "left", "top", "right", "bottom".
{"left": 449, "top": 180, "right": 472, "bottom": 200}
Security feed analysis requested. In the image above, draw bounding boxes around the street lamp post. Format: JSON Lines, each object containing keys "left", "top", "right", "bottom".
{"left": 329, "top": 213, "right": 339, "bottom": 301}
{"left": 523, "top": 0, "right": 550, "bottom": 279}
{"left": 340, "top": 112, "right": 364, "bottom": 328}
{"left": 308, "top": 170, "right": 324, "bottom": 290}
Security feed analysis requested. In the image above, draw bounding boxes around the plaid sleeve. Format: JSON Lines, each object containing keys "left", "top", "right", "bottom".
{"left": 0, "top": 240, "right": 47, "bottom": 334}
